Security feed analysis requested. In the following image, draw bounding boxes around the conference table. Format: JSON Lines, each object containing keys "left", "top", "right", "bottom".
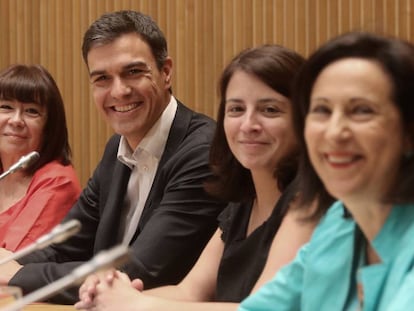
{"left": 0, "top": 303, "right": 75, "bottom": 311}
{"left": 24, "top": 304, "right": 76, "bottom": 310}
{"left": 0, "top": 292, "right": 76, "bottom": 310}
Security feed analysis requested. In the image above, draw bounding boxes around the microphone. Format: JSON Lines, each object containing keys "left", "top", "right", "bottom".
{"left": 0, "top": 151, "right": 40, "bottom": 180}
{"left": 0, "top": 245, "right": 130, "bottom": 311}
{"left": 0, "top": 219, "right": 82, "bottom": 266}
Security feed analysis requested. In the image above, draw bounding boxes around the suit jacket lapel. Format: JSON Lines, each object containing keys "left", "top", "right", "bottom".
{"left": 96, "top": 161, "right": 131, "bottom": 250}
{"left": 132, "top": 102, "right": 192, "bottom": 240}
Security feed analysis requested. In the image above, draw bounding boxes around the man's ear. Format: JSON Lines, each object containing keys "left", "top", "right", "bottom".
{"left": 162, "top": 57, "right": 173, "bottom": 88}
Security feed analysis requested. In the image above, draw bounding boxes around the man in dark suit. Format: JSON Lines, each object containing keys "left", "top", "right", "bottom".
{"left": 0, "top": 10, "right": 225, "bottom": 304}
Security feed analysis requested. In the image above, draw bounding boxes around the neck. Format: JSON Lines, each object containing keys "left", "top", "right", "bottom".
{"left": 1, "top": 155, "right": 24, "bottom": 173}
{"left": 0, "top": 172, "right": 32, "bottom": 213}
{"left": 252, "top": 170, "right": 281, "bottom": 211}
{"left": 247, "top": 170, "right": 281, "bottom": 235}
{"left": 345, "top": 197, "right": 392, "bottom": 241}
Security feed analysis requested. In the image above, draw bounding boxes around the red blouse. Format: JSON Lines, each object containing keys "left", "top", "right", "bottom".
{"left": 0, "top": 160, "right": 81, "bottom": 251}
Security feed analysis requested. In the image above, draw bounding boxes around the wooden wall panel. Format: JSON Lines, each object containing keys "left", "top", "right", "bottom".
{"left": 0, "top": 0, "right": 413, "bottom": 185}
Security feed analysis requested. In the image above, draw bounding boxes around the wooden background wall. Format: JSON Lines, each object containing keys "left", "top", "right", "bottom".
{"left": 0, "top": 0, "right": 412, "bottom": 185}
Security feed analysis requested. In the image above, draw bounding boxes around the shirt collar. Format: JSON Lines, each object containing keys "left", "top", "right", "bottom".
{"left": 341, "top": 200, "right": 414, "bottom": 263}
{"left": 371, "top": 203, "right": 414, "bottom": 262}
{"left": 117, "top": 96, "right": 178, "bottom": 168}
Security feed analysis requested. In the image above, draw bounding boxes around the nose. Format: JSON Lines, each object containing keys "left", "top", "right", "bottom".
{"left": 110, "top": 77, "right": 132, "bottom": 99}
{"left": 9, "top": 110, "right": 25, "bottom": 127}
{"left": 240, "top": 111, "right": 261, "bottom": 133}
{"left": 325, "top": 111, "right": 351, "bottom": 142}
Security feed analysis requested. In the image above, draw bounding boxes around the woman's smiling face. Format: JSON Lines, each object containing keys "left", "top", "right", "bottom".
{"left": 224, "top": 70, "right": 297, "bottom": 173}
{"left": 305, "top": 58, "right": 405, "bottom": 203}
{"left": 0, "top": 100, "right": 46, "bottom": 162}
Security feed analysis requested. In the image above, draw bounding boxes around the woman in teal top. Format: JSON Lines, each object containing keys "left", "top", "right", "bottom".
{"left": 239, "top": 32, "right": 414, "bottom": 311}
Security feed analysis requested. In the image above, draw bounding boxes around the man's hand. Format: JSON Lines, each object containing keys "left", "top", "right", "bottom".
{"left": 79, "top": 275, "right": 146, "bottom": 311}
{"left": 75, "top": 269, "right": 133, "bottom": 309}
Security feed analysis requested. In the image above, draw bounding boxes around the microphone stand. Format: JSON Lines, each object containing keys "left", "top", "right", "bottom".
{"left": 0, "top": 220, "right": 81, "bottom": 266}
{"left": 0, "top": 151, "right": 40, "bottom": 181}
{"left": 0, "top": 170, "right": 14, "bottom": 180}
{"left": 0, "top": 245, "right": 130, "bottom": 311}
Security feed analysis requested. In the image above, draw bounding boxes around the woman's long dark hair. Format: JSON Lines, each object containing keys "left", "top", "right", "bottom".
{"left": 205, "top": 45, "right": 305, "bottom": 202}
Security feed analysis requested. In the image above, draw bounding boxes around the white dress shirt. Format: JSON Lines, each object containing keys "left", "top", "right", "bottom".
{"left": 117, "top": 96, "right": 178, "bottom": 244}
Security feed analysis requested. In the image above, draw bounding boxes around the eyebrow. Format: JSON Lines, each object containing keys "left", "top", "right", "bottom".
{"left": 257, "top": 98, "right": 287, "bottom": 104}
{"left": 310, "top": 97, "right": 329, "bottom": 102}
{"left": 310, "top": 97, "right": 375, "bottom": 104}
{"left": 89, "top": 61, "right": 151, "bottom": 78}
{"left": 225, "top": 97, "right": 287, "bottom": 104}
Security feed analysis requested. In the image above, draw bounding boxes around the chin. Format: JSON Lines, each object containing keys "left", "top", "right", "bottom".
{"left": 327, "top": 186, "right": 358, "bottom": 201}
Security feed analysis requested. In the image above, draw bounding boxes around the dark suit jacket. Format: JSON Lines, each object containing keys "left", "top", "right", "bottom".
{"left": 10, "top": 102, "right": 226, "bottom": 304}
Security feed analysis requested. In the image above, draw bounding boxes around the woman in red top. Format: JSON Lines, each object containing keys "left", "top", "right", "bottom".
{"left": 0, "top": 64, "right": 81, "bottom": 251}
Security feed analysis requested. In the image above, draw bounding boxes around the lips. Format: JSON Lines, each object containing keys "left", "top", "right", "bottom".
{"left": 111, "top": 102, "right": 141, "bottom": 112}
{"left": 239, "top": 140, "right": 267, "bottom": 145}
{"left": 4, "top": 133, "right": 26, "bottom": 139}
{"left": 324, "top": 153, "right": 361, "bottom": 166}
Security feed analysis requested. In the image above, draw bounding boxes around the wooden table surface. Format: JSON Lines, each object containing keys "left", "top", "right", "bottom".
{"left": 24, "top": 304, "right": 76, "bottom": 310}
{"left": 1, "top": 293, "right": 76, "bottom": 310}
{"left": 0, "top": 302, "right": 76, "bottom": 311}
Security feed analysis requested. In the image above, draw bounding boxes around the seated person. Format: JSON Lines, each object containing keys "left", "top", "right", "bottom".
{"left": 75, "top": 45, "right": 325, "bottom": 311}
{"left": 239, "top": 32, "right": 414, "bottom": 311}
{"left": 0, "top": 64, "right": 81, "bottom": 251}
{"left": 0, "top": 10, "right": 226, "bottom": 304}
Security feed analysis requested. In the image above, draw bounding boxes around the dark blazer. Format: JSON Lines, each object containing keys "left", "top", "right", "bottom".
{"left": 11, "top": 102, "right": 226, "bottom": 304}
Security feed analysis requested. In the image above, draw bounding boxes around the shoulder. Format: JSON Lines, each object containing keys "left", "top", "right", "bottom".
{"left": 310, "top": 201, "right": 352, "bottom": 242}
{"left": 161, "top": 103, "right": 215, "bottom": 166}
{"left": 218, "top": 202, "right": 248, "bottom": 228}
{"left": 173, "top": 101, "right": 216, "bottom": 145}
{"left": 34, "top": 161, "right": 78, "bottom": 179}
{"left": 28, "top": 161, "right": 81, "bottom": 194}
{"left": 103, "top": 134, "right": 122, "bottom": 153}
{"left": 375, "top": 203, "right": 414, "bottom": 259}
{"left": 302, "top": 201, "right": 356, "bottom": 267}
{"left": 97, "top": 134, "right": 122, "bottom": 167}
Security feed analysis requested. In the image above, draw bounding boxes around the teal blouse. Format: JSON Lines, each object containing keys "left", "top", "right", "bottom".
{"left": 239, "top": 201, "right": 414, "bottom": 311}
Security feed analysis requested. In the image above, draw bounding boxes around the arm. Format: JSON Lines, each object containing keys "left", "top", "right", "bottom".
{"left": 251, "top": 202, "right": 318, "bottom": 293}
{"left": 78, "top": 228, "right": 310, "bottom": 311}
{"left": 78, "top": 201, "right": 317, "bottom": 311}
{"left": 7, "top": 159, "right": 107, "bottom": 303}
{"left": 0, "top": 163, "right": 81, "bottom": 283}
{"left": 239, "top": 244, "right": 308, "bottom": 311}
{"left": 0, "top": 175, "right": 80, "bottom": 283}
{"left": 87, "top": 277, "right": 240, "bottom": 311}
{"left": 143, "top": 228, "right": 224, "bottom": 301}
{"left": 76, "top": 229, "right": 226, "bottom": 310}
